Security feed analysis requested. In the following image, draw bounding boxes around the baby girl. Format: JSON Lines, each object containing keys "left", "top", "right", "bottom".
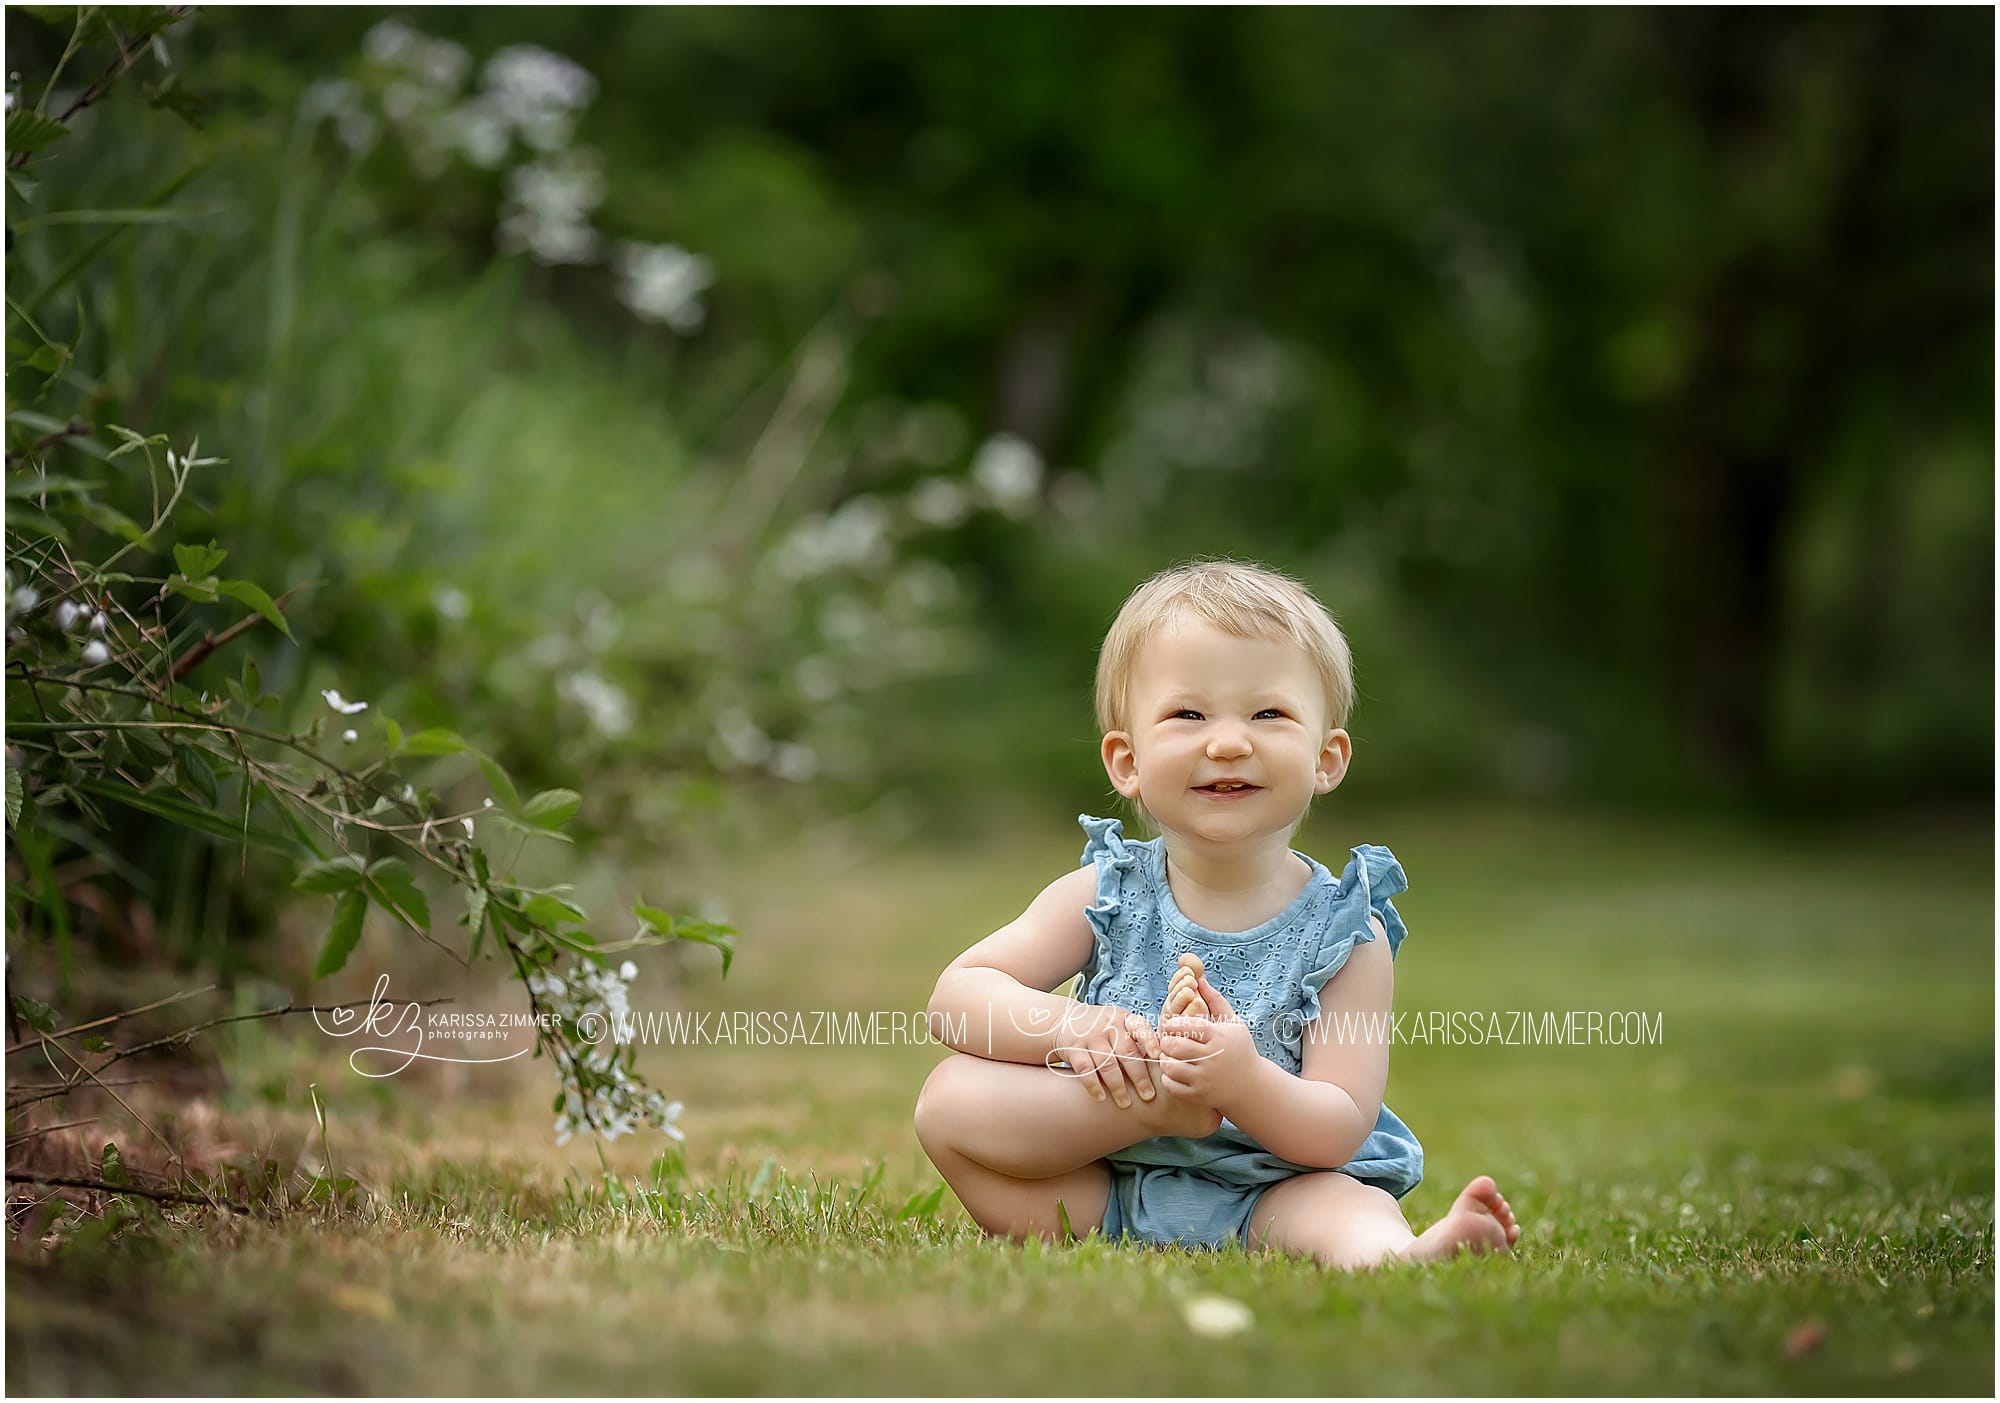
{"left": 915, "top": 559, "right": 1521, "bottom": 1268}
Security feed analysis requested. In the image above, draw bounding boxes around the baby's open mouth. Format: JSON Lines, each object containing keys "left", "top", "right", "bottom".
{"left": 1195, "top": 782, "right": 1260, "bottom": 792}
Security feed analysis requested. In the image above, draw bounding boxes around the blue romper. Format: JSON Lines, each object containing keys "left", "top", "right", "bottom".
{"left": 1074, "top": 814, "right": 1424, "bottom": 1250}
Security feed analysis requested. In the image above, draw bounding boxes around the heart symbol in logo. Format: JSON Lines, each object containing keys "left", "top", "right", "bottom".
{"left": 328, "top": 1004, "right": 358, "bottom": 1030}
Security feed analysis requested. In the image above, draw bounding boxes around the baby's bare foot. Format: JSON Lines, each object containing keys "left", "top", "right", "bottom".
{"left": 1139, "top": 1064, "right": 1222, "bottom": 1139}
{"left": 1397, "top": 1175, "right": 1520, "bottom": 1264}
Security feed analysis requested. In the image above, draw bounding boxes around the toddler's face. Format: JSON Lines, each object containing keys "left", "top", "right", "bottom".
{"left": 1101, "top": 620, "right": 1349, "bottom": 849}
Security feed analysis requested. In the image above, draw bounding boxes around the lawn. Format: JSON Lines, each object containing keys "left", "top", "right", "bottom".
{"left": 6, "top": 801, "right": 1992, "bottom": 1394}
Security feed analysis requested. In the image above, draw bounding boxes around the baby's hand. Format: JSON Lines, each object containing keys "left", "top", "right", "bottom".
{"left": 1049, "top": 1003, "right": 1160, "bottom": 1109}
{"left": 1157, "top": 975, "right": 1258, "bottom": 1111}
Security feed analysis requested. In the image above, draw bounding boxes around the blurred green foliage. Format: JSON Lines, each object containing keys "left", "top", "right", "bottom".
{"left": 5, "top": 5, "right": 1989, "bottom": 914}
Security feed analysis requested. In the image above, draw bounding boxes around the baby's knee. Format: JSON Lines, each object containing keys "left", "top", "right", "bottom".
{"left": 912, "top": 1053, "right": 977, "bottom": 1150}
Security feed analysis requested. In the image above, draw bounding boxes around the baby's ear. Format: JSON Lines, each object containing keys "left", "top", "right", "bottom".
{"left": 1315, "top": 728, "right": 1352, "bottom": 793}
{"left": 1100, "top": 731, "right": 1140, "bottom": 797}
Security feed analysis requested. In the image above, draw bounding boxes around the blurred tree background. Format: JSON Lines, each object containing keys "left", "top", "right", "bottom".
{"left": 6, "top": 5, "right": 1990, "bottom": 975}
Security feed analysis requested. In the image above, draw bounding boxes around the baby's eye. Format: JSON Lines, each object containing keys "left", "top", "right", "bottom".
{"left": 1255, "top": 708, "right": 1287, "bottom": 720}
{"left": 1171, "top": 709, "right": 1204, "bottom": 721}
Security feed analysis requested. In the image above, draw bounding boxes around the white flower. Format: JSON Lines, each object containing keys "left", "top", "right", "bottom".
{"left": 971, "top": 433, "right": 1044, "bottom": 517}
{"left": 88, "top": 610, "right": 108, "bottom": 634}
{"left": 482, "top": 44, "right": 596, "bottom": 152}
{"left": 612, "top": 242, "right": 716, "bottom": 333}
{"left": 54, "top": 601, "right": 80, "bottom": 631}
{"left": 433, "top": 584, "right": 471, "bottom": 620}
{"left": 363, "top": 19, "right": 419, "bottom": 64}
{"left": 401, "top": 785, "right": 416, "bottom": 803}
{"left": 557, "top": 669, "right": 632, "bottom": 738}
{"left": 80, "top": 639, "right": 109, "bottom": 666}
{"left": 482, "top": 797, "right": 494, "bottom": 808}
{"left": 662, "top": 1100, "right": 685, "bottom": 1143}
{"left": 418, "top": 37, "right": 470, "bottom": 92}
{"left": 768, "top": 743, "right": 819, "bottom": 784}
{"left": 619, "top": 960, "right": 638, "bottom": 981}
{"left": 1181, "top": 1294, "right": 1254, "bottom": 1338}
{"left": 461, "top": 817, "right": 475, "bottom": 838}
{"left": 341, "top": 728, "right": 358, "bottom": 744}
{"left": 321, "top": 689, "right": 369, "bottom": 715}
{"left": 908, "top": 477, "right": 973, "bottom": 529}
{"left": 448, "top": 99, "right": 511, "bottom": 169}
{"left": 711, "top": 707, "right": 772, "bottom": 768}
{"left": 299, "top": 77, "right": 361, "bottom": 123}
{"left": 10, "top": 586, "right": 39, "bottom": 615}
{"left": 793, "top": 655, "right": 840, "bottom": 703}
{"left": 497, "top": 153, "right": 603, "bottom": 266}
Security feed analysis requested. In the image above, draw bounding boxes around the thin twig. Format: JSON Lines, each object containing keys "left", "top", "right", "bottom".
{"left": 5, "top": 1171, "right": 249, "bottom": 1215}
{"left": 4, "top": 996, "right": 453, "bottom": 1111}
{"left": 8, "top": 9, "right": 196, "bottom": 171}
{"left": 6, "top": 1116, "right": 98, "bottom": 1146}
{"left": 2, "top": 418, "right": 91, "bottom": 465}
{"left": 4, "top": 983, "right": 214, "bottom": 1056}
{"left": 166, "top": 583, "right": 308, "bottom": 682}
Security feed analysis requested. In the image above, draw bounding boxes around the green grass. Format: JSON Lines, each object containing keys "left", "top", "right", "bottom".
{"left": 7, "top": 802, "right": 1993, "bottom": 1393}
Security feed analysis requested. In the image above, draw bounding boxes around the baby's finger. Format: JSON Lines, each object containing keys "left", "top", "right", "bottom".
{"left": 1131, "top": 1019, "right": 1163, "bottom": 1062}
{"left": 1058, "top": 1043, "right": 1108, "bottom": 1100}
{"left": 1112, "top": 1023, "right": 1155, "bottom": 1103}
{"left": 1102, "top": 1027, "right": 1140, "bottom": 1107}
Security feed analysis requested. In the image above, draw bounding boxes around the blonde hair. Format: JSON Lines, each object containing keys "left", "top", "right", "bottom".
{"left": 1094, "top": 558, "right": 1355, "bottom": 736}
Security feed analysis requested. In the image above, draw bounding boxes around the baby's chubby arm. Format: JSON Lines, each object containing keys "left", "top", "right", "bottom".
{"left": 1160, "top": 915, "right": 1393, "bottom": 1170}
{"left": 926, "top": 866, "right": 1144, "bottom": 1071}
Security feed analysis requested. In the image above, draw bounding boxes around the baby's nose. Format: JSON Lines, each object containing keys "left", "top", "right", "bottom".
{"left": 1206, "top": 727, "right": 1251, "bottom": 757}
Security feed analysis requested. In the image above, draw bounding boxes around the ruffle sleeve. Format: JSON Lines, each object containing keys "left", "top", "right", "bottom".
{"left": 1301, "top": 844, "right": 1409, "bottom": 1024}
{"left": 1077, "top": 814, "right": 1139, "bottom": 991}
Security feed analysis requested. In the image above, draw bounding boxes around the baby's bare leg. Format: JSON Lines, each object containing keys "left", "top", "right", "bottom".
{"left": 913, "top": 1051, "right": 1221, "bottom": 1243}
{"left": 1248, "top": 1171, "right": 1521, "bottom": 1270}
{"left": 915, "top": 1050, "right": 1215, "bottom": 1180}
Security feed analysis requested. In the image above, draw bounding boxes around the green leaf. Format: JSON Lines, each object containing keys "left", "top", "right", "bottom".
{"left": 5, "top": 509, "right": 69, "bottom": 544}
{"left": 465, "top": 885, "right": 489, "bottom": 961}
{"left": 522, "top": 893, "right": 586, "bottom": 928}
{"left": 142, "top": 73, "right": 213, "bottom": 129}
{"left": 122, "top": 723, "right": 172, "bottom": 769}
{"left": 166, "top": 574, "right": 219, "bottom": 603}
{"left": 5, "top": 473, "right": 102, "bottom": 499}
{"left": 76, "top": 497, "right": 147, "bottom": 544}
{"left": 79, "top": 1036, "right": 111, "bottom": 1052}
{"left": 5, "top": 764, "right": 22, "bottom": 829}
{"left": 5, "top": 108, "right": 70, "bottom": 157}
{"left": 487, "top": 811, "right": 573, "bottom": 846}
{"left": 314, "top": 890, "right": 367, "bottom": 979}
{"left": 215, "top": 578, "right": 294, "bottom": 642}
{"left": 172, "top": 541, "right": 226, "bottom": 579}
{"left": 28, "top": 150, "right": 217, "bottom": 309}
{"left": 99, "top": 1141, "right": 128, "bottom": 1186}
{"left": 363, "top": 858, "right": 430, "bottom": 933}
{"left": 520, "top": 788, "right": 581, "bottom": 829}
{"left": 11, "top": 206, "right": 217, "bottom": 232}
{"left": 635, "top": 906, "right": 737, "bottom": 978}
{"left": 172, "top": 744, "right": 217, "bottom": 804}
{"left": 383, "top": 717, "right": 403, "bottom": 754}
{"left": 78, "top": 779, "right": 311, "bottom": 858}
{"left": 401, "top": 728, "right": 469, "bottom": 756}
{"left": 477, "top": 753, "right": 520, "bottom": 812}
{"left": 10, "top": 993, "right": 58, "bottom": 1035}
{"left": 293, "top": 855, "right": 365, "bottom": 894}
